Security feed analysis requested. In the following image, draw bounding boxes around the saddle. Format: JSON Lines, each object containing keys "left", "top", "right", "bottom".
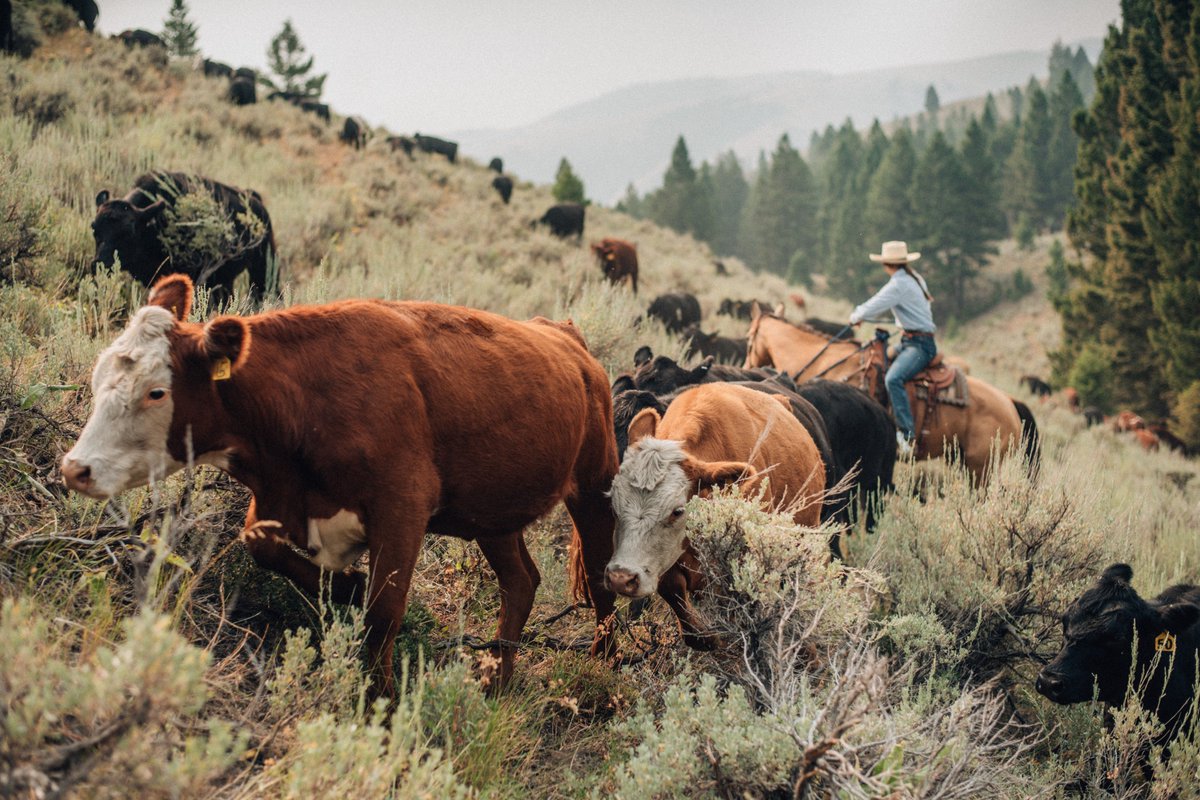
{"left": 864, "top": 335, "right": 970, "bottom": 410}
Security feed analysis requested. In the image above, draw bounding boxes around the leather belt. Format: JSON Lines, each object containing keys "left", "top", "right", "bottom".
{"left": 902, "top": 330, "right": 934, "bottom": 337}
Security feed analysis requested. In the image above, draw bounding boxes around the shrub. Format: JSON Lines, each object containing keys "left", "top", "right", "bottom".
{"left": 0, "top": 600, "right": 246, "bottom": 798}
{"left": 0, "top": 164, "right": 47, "bottom": 283}
{"left": 1069, "top": 342, "right": 1116, "bottom": 413}
{"left": 11, "top": 72, "right": 77, "bottom": 131}
{"left": 1171, "top": 380, "right": 1200, "bottom": 453}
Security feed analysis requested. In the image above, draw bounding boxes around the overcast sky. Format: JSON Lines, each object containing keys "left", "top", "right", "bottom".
{"left": 98, "top": 1, "right": 1121, "bottom": 133}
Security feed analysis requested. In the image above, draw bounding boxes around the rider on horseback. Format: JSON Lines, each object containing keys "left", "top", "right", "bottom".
{"left": 849, "top": 241, "right": 935, "bottom": 456}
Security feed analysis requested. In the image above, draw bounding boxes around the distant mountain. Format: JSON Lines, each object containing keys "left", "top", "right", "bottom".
{"left": 456, "top": 39, "right": 1102, "bottom": 203}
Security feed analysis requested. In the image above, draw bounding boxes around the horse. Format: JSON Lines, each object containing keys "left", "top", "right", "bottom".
{"left": 743, "top": 307, "right": 1023, "bottom": 483}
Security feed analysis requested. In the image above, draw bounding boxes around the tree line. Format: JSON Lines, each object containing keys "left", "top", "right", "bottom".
{"left": 618, "top": 43, "right": 1093, "bottom": 320}
{"left": 1051, "top": 0, "right": 1200, "bottom": 445}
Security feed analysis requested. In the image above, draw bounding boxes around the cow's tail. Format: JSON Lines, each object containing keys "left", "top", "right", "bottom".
{"left": 567, "top": 532, "right": 591, "bottom": 606}
{"left": 1012, "top": 398, "right": 1041, "bottom": 480}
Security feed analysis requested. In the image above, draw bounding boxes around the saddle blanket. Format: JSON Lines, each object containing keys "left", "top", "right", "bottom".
{"left": 912, "top": 366, "right": 969, "bottom": 407}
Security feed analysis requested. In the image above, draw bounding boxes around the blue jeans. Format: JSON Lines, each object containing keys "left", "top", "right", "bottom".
{"left": 886, "top": 335, "right": 937, "bottom": 439}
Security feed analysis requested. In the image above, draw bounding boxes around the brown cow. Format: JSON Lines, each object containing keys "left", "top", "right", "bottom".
{"left": 60, "top": 275, "right": 619, "bottom": 693}
{"left": 1113, "top": 410, "right": 1147, "bottom": 433}
{"left": 1063, "top": 387, "right": 1080, "bottom": 413}
{"left": 606, "top": 383, "right": 825, "bottom": 648}
{"left": 591, "top": 238, "right": 638, "bottom": 294}
{"left": 1133, "top": 428, "right": 1161, "bottom": 452}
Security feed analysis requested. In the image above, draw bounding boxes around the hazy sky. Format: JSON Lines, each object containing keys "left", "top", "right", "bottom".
{"left": 98, "top": 1, "right": 1120, "bottom": 133}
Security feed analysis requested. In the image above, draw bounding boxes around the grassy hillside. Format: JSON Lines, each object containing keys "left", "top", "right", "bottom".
{"left": 2, "top": 25, "right": 1199, "bottom": 799}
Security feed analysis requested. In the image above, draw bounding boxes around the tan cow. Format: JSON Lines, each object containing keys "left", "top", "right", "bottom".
{"left": 605, "top": 383, "right": 825, "bottom": 648}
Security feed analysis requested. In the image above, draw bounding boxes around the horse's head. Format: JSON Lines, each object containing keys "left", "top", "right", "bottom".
{"left": 744, "top": 302, "right": 781, "bottom": 369}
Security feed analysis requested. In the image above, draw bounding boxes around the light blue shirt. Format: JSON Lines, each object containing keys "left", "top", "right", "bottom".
{"left": 849, "top": 270, "right": 935, "bottom": 333}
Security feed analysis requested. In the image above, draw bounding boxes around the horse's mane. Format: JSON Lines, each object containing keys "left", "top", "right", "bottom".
{"left": 758, "top": 311, "right": 860, "bottom": 344}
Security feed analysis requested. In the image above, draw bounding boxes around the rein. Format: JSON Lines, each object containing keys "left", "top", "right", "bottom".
{"left": 790, "top": 323, "right": 856, "bottom": 381}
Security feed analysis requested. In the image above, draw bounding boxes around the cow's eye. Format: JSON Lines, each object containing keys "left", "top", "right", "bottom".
{"left": 670, "top": 507, "right": 685, "bottom": 520}
{"left": 146, "top": 388, "right": 168, "bottom": 402}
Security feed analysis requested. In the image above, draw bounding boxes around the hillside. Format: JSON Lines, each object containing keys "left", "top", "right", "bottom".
{"left": 1, "top": 23, "right": 1198, "bottom": 799}
{"left": 458, "top": 40, "right": 1101, "bottom": 201}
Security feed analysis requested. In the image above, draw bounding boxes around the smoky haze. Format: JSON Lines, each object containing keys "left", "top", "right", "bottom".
{"left": 97, "top": 1, "right": 1118, "bottom": 198}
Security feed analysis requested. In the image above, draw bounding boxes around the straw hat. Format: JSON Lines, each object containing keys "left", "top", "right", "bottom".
{"left": 869, "top": 240, "right": 921, "bottom": 263}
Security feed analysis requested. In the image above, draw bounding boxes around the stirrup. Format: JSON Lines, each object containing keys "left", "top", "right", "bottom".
{"left": 895, "top": 430, "right": 915, "bottom": 458}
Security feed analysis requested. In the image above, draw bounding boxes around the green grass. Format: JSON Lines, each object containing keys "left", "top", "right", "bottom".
{"left": 1, "top": 25, "right": 1197, "bottom": 798}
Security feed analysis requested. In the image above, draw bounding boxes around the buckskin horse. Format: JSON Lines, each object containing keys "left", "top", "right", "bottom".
{"left": 743, "top": 306, "right": 1024, "bottom": 483}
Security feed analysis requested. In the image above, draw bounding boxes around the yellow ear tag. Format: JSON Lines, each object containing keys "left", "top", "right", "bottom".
{"left": 1154, "top": 631, "right": 1177, "bottom": 654}
{"left": 211, "top": 357, "right": 232, "bottom": 381}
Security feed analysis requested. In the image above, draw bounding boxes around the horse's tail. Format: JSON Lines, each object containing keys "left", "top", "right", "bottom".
{"left": 1011, "top": 398, "right": 1041, "bottom": 480}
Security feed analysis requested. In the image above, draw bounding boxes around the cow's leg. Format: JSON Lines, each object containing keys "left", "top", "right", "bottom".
{"left": 476, "top": 532, "right": 539, "bottom": 692}
{"left": 240, "top": 506, "right": 365, "bottom": 605}
{"left": 362, "top": 517, "right": 425, "bottom": 698}
{"left": 566, "top": 487, "right": 617, "bottom": 658}
{"left": 657, "top": 564, "right": 719, "bottom": 650}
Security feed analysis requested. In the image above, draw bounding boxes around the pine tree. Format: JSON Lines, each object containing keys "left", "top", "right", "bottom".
{"left": 1003, "top": 79, "right": 1052, "bottom": 230}
{"left": 650, "top": 136, "right": 701, "bottom": 236}
{"left": 1045, "top": 70, "right": 1086, "bottom": 227}
{"left": 924, "top": 84, "right": 941, "bottom": 115}
{"left": 615, "top": 184, "right": 644, "bottom": 218}
{"left": 709, "top": 151, "right": 749, "bottom": 257}
{"left": 162, "top": 0, "right": 198, "bottom": 58}
{"left": 863, "top": 127, "right": 916, "bottom": 248}
{"left": 743, "top": 136, "right": 818, "bottom": 281}
{"left": 552, "top": 158, "right": 586, "bottom": 204}
{"left": 959, "top": 117, "right": 1005, "bottom": 243}
{"left": 1053, "top": 0, "right": 1182, "bottom": 416}
{"left": 264, "top": 19, "right": 327, "bottom": 99}
{"left": 817, "top": 120, "right": 868, "bottom": 299}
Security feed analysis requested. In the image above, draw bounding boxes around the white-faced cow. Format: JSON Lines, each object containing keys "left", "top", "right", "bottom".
{"left": 606, "top": 383, "right": 825, "bottom": 648}
{"left": 61, "top": 275, "right": 620, "bottom": 693}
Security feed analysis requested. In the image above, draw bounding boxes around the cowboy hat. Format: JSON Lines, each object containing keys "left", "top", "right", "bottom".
{"left": 869, "top": 240, "right": 921, "bottom": 263}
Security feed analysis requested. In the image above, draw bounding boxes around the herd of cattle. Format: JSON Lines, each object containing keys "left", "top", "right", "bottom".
{"left": 19, "top": 14, "right": 1197, "bottom": 761}
{"left": 1019, "top": 375, "right": 1191, "bottom": 455}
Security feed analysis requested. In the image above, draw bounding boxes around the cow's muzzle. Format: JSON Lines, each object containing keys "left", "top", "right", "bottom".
{"left": 61, "top": 456, "right": 99, "bottom": 496}
{"left": 1035, "top": 669, "right": 1067, "bottom": 702}
{"left": 604, "top": 566, "right": 648, "bottom": 598}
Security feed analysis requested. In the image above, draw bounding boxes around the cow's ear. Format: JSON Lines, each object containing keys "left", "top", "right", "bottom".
{"left": 136, "top": 200, "right": 167, "bottom": 223}
{"left": 683, "top": 457, "right": 754, "bottom": 490}
{"left": 690, "top": 356, "right": 714, "bottom": 381}
{"left": 203, "top": 316, "right": 252, "bottom": 375}
{"left": 627, "top": 408, "right": 661, "bottom": 448}
{"left": 1160, "top": 603, "right": 1200, "bottom": 634}
{"left": 750, "top": 301, "right": 763, "bottom": 321}
{"left": 1101, "top": 563, "right": 1134, "bottom": 584}
{"left": 95, "top": 190, "right": 110, "bottom": 207}
{"left": 773, "top": 303, "right": 786, "bottom": 316}
{"left": 633, "top": 345, "right": 653, "bottom": 368}
{"left": 147, "top": 274, "right": 193, "bottom": 322}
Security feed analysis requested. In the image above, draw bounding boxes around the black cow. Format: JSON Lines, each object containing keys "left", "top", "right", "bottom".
{"left": 1, "top": 0, "right": 11, "bottom": 55}
{"left": 62, "top": 0, "right": 98, "bottom": 31}
{"left": 718, "top": 298, "right": 773, "bottom": 320}
{"left": 228, "top": 76, "right": 256, "bottom": 106}
{"left": 534, "top": 203, "right": 584, "bottom": 240}
{"left": 645, "top": 292, "right": 701, "bottom": 335}
{"left": 116, "top": 29, "right": 165, "bottom": 49}
{"left": 202, "top": 59, "right": 233, "bottom": 79}
{"left": 491, "top": 176, "right": 513, "bottom": 205}
{"left": 1037, "top": 564, "right": 1200, "bottom": 746}
{"left": 488, "top": 157, "right": 503, "bottom": 173}
{"left": 632, "top": 354, "right": 786, "bottom": 397}
{"left": 233, "top": 67, "right": 257, "bottom": 82}
{"left": 1083, "top": 406, "right": 1104, "bottom": 427}
{"left": 298, "top": 100, "right": 330, "bottom": 122}
{"left": 1020, "top": 375, "right": 1053, "bottom": 397}
{"left": 612, "top": 379, "right": 844, "bottom": 560}
{"left": 386, "top": 136, "right": 415, "bottom": 157}
{"left": 91, "top": 171, "right": 275, "bottom": 306}
{"left": 341, "top": 116, "right": 369, "bottom": 149}
{"left": 682, "top": 325, "right": 746, "bottom": 365}
{"left": 791, "top": 380, "right": 896, "bottom": 532}
{"left": 414, "top": 133, "right": 458, "bottom": 163}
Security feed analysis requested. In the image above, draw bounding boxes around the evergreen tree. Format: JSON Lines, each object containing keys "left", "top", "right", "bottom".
{"left": 162, "top": 0, "right": 198, "bottom": 59}
{"left": 1053, "top": 0, "right": 1182, "bottom": 416}
{"left": 264, "top": 19, "right": 327, "bottom": 99}
{"left": 615, "top": 184, "right": 645, "bottom": 218}
{"left": 924, "top": 84, "right": 941, "bottom": 115}
{"left": 552, "top": 158, "right": 586, "bottom": 204}
{"left": 912, "top": 131, "right": 989, "bottom": 315}
{"left": 744, "top": 135, "right": 818, "bottom": 281}
{"left": 817, "top": 120, "right": 868, "bottom": 299}
{"left": 959, "top": 117, "right": 1005, "bottom": 243}
{"left": 1003, "top": 78, "right": 1052, "bottom": 229}
{"left": 1045, "top": 70, "right": 1086, "bottom": 227}
{"left": 649, "top": 136, "right": 700, "bottom": 235}
{"left": 1072, "top": 46, "right": 1097, "bottom": 100}
{"left": 709, "top": 151, "right": 749, "bottom": 257}
{"left": 863, "top": 127, "right": 916, "bottom": 247}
